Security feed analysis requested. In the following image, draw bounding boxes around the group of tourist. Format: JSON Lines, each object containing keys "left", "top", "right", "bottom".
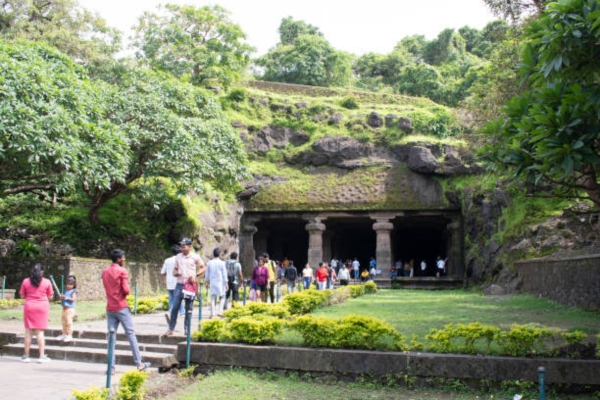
{"left": 390, "top": 256, "right": 448, "bottom": 278}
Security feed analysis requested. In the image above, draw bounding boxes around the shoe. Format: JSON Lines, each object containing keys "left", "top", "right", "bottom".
{"left": 137, "top": 362, "right": 151, "bottom": 372}
{"left": 63, "top": 335, "right": 72, "bottom": 343}
{"left": 21, "top": 355, "right": 30, "bottom": 363}
{"left": 37, "top": 355, "right": 51, "bottom": 363}
{"left": 56, "top": 334, "right": 66, "bottom": 341}
{"left": 164, "top": 312, "right": 170, "bottom": 324}
{"left": 164, "top": 330, "right": 174, "bottom": 336}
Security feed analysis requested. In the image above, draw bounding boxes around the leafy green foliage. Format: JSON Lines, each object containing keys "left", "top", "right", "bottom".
{"left": 115, "top": 370, "right": 149, "bottom": 400}
{"left": 0, "top": 299, "right": 23, "bottom": 310}
{"left": 228, "top": 315, "right": 285, "bottom": 344}
{"left": 561, "top": 330, "right": 588, "bottom": 345}
{"left": 15, "top": 240, "right": 41, "bottom": 258}
{"left": 340, "top": 96, "right": 359, "bottom": 109}
{"left": 126, "top": 296, "right": 159, "bottom": 314}
{"left": 132, "top": 4, "right": 253, "bottom": 89}
{"left": 364, "top": 281, "right": 377, "bottom": 293}
{"left": 195, "top": 318, "right": 228, "bottom": 342}
{"left": 482, "top": 0, "right": 600, "bottom": 208}
{"left": 282, "top": 289, "right": 331, "bottom": 315}
{"left": 256, "top": 18, "right": 352, "bottom": 87}
{"left": 71, "top": 387, "right": 109, "bottom": 400}
{"left": 349, "top": 285, "right": 365, "bottom": 298}
{"left": 495, "top": 324, "right": 553, "bottom": 357}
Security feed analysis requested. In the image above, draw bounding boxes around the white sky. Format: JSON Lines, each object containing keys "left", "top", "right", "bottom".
{"left": 78, "top": 0, "right": 497, "bottom": 57}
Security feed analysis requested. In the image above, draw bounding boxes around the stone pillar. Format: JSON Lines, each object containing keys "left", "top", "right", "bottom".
{"left": 239, "top": 223, "right": 257, "bottom": 277}
{"left": 306, "top": 221, "right": 326, "bottom": 269}
{"left": 446, "top": 218, "right": 464, "bottom": 279}
{"left": 373, "top": 219, "right": 393, "bottom": 288}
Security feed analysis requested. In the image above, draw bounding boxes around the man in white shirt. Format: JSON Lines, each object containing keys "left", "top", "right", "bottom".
{"left": 160, "top": 245, "right": 184, "bottom": 324}
{"left": 436, "top": 256, "right": 446, "bottom": 278}
{"left": 205, "top": 247, "right": 228, "bottom": 318}
{"left": 352, "top": 258, "right": 360, "bottom": 282}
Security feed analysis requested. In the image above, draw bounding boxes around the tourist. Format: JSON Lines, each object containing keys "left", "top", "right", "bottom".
{"left": 330, "top": 257, "right": 338, "bottom": 275}
{"left": 58, "top": 275, "right": 77, "bottom": 343}
{"left": 19, "top": 263, "right": 53, "bottom": 363}
{"left": 352, "top": 258, "right": 360, "bottom": 282}
{"left": 360, "top": 269, "right": 370, "bottom": 283}
{"left": 252, "top": 256, "right": 269, "bottom": 302}
{"left": 390, "top": 262, "right": 398, "bottom": 279}
{"left": 403, "top": 260, "right": 412, "bottom": 277}
{"left": 369, "top": 257, "right": 377, "bottom": 281}
{"left": 205, "top": 248, "right": 228, "bottom": 319}
{"left": 316, "top": 262, "right": 329, "bottom": 291}
{"left": 102, "top": 249, "right": 150, "bottom": 373}
{"left": 263, "top": 252, "right": 277, "bottom": 303}
{"left": 327, "top": 262, "right": 337, "bottom": 290}
{"left": 165, "top": 237, "right": 205, "bottom": 336}
{"left": 224, "top": 252, "right": 243, "bottom": 310}
{"left": 302, "top": 263, "right": 313, "bottom": 289}
{"left": 284, "top": 260, "right": 299, "bottom": 294}
{"left": 283, "top": 256, "right": 290, "bottom": 267}
{"left": 338, "top": 264, "right": 350, "bottom": 286}
{"left": 160, "top": 245, "right": 184, "bottom": 325}
{"left": 436, "top": 256, "right": 447, "bottom": 277}
{"left": 420, "top": 260, "right": 427, "bottom": 276}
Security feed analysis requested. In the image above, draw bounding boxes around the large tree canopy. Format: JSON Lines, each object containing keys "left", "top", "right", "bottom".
{"left": 0, "top": 0, "right": 121, "bottom": 67}
{"left": 482, "top": 0, "right": 600, "bottom": 207}
{"left": 0, "top": 40, "right": 127, "bottom": 202}
{"left": 132, "top": 3, "right": 253, "bottom": 89}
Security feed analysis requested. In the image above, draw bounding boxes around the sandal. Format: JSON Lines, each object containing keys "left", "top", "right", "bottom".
{"left": 137, "top": 362, "right": 151, "bottom": 372}
{"left": 164, "top": 330, "right": 174, "bottom": 336}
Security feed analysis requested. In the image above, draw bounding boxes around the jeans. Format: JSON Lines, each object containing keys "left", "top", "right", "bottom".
{"left": 287, "top": 281, "right": 296, "bottom": 294}
{"left": 107, "top": 307, "right": 142, "bottom": 369}
{"left": 303, "top": 277, "right": 311, "bottom": 289}
{"left": 167, "top": 289, "right": 185, "bottom": 316}
{"left": 168, "top": 283, "right": 193, "bottom": 332}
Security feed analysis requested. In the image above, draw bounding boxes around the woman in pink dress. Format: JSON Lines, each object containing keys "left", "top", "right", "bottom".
{"left": 19, "top": 263, "right": 53, "bottom": 363}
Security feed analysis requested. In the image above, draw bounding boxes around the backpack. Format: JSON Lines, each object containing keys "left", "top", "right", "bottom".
{"left": 286, "top": 266, "right": 297, "bottom": 281}
{"left": 226, "top": 260, "right": 237, "bottom": 285}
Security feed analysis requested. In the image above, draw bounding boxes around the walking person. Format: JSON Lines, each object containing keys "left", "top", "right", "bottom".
{"left": 352, "top": 258, "right": 360, "bottom": 282}
{"left": 57, "top": 275, "right": 77, "bottom": 343}
{"left": 436, "top": 256, "right": 447, "bottom": 278}
{"left": 165, "top": 238, "right": 205, "bottom": 336}
{"left": 252, "top": 256, "right": 270, "bottom": 303}
{"left": 205, "top": 248, "right": 228, "bottom": 318}
{"left": 316, "top": 262, "right": 329, "bottom": 291}
{"left": 302, "top": 263, "right": 313, "bottom": 290}
{"left": 338, "top": 264, "right": 350, "bottom": 286}
{"left": 224, "top": 252, "right": 243, "bottom": 310}
{"left": 102, "top": 249, "right": 150, "bottom": 374}
{"left": 263, "top": 253, "right": 277, "bottom": 303}
{"left": 283, "top": 260, "right": 298, "bottom": 294}
{"left": 19, "top": 263, "right": 53, "bottom": 363}
{"left": 160, "top": 245, "right": 184, "bottom": 325}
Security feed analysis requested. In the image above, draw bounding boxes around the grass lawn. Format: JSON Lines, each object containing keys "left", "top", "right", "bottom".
{"left": 277, "top": 289, "right": 600, "bottom": 349}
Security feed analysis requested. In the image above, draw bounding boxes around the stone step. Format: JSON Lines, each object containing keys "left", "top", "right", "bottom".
{"left": 44, "top": 328, "right": 185, "bottom": 346}
{"left": 13, "top": 335, "right": 177, "bottom": 354}
{"left": 2, "top": 342, "right": 178, "bottom": 368}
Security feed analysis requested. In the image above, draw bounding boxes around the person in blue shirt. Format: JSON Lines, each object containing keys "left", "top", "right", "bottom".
{"left": 58, "top": 275, "right": 77, "bottom": 343}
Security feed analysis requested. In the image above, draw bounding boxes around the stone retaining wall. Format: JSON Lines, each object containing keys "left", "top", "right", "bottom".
{"left": 180, "top": 343, "right": 600, "bottom": 385}
{"left": 0, "top": 257, "right": 163, "bottom": 300}
{"left": 515, "top": 254, "right": 600, "bottom": 311}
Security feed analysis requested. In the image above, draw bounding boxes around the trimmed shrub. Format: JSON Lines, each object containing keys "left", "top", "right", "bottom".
{"left": 349, "top": 285, "right": 365, "bottom": 298}
{"left": 334, "top": 314, "right": 407, "bottom": 351}
{"left": 115, "top": 370, "right": 149, "bottom": 400}
{"left": 0, "top": 299, "right": 23, "bottom": 309}
{"left": 228, "top": 315, "right": 285, "bottom": 344}
{"left": 195, "top": 319, "right": 228, "bottom": 342}
{"left": 126, "top": 296, "right": 158, "bottom": 314}
{"left": 364, "top": 281, "right": 377, "bottom": 293}
{"left": 282, "top": 289, "right": 330, "bottom": 315}
{"left": 495, "top": 324, "right": 552, "bottom": 357}
{"left": 71, "top": 387, "right": 109, "bottom": 400}
{"left": 293, "top": 315, "right": 337, "bottom": 348}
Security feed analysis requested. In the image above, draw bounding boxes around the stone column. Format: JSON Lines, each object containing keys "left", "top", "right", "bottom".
{"left": 305, "top": 221, "right": 326, "bottom": 269}
{"left": 446, "top": 218, "right": 463, "bottom": 279}
{"left": 239, "top": 223, "right": 257, "bottom": 277}
{"left": 373, "top": 219, "right": 393, "bottom": 288}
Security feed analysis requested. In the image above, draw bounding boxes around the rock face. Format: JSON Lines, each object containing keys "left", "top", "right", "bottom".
{"left": 247, "top": 124, "right": 310, "bottom": 154}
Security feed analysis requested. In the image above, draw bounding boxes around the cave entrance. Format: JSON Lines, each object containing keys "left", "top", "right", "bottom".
{"left": 325, "top": 218, "right": 376, "bottom": 271}
{"left": 392, "top": 216, "right": 449, "bottom": 277}
{"left": 255, "top": 218, "right": 309, "bottom": 268}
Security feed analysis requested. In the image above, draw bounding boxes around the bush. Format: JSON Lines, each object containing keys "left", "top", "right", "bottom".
{"left": 349, "top": 285, "right": 365, "bottom": 298}
{"left": 222, "top": 302, "right": 291, "bottom": 321}
{"left": 0, "top": 299, "right": 23, "bottom": 310}
{"left": 364, "top": 281, "right": 377, "bottom": 293}
{"left": 156, "top": 294, "right": 169, "bottom": 311}
{"left": 340, "top": 96, "right": 359, "bottom": 109}
{"left": 228, "top": 315, "right": 285, "bottom": 344}
{"left": 495, "top": 324, "right": 552, "bottom": 357}
{"left": 227, "top": 88, "right": 247, "bottom": 102}
{"left": 293, "top": 315, "right": 337, "bottom": 347}
{"left": 282, "top": 289, "right": 330, "bottom": 315}
{"left": 195, "top": 319, "right": 228, "bottom": 342}
{"left": 126, "top": 296, "right": 159, "bottom": 314}
{"left": 561, "top": 330, "right": 588, "bottom": 346}
{"left": 115, "top": 370, "right": 149, "bottom": 400}
{"left": 71, "top": 387, "right": 109, "bottom": 400}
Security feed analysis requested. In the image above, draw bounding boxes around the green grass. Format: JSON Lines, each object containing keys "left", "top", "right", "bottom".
{"left": 157, "top": 368, "right": 599, "bottom": 400}
{"left": 310, "top": 289, "right": 599, "bottom": 337}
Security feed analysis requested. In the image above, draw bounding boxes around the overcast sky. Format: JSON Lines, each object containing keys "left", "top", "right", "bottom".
{"left": 78, "top": 0, "right": 498, "bottom": 57}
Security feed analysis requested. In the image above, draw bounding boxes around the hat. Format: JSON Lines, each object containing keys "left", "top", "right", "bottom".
{"left": 179, "top": 237, "right": 192, "bottom": 246}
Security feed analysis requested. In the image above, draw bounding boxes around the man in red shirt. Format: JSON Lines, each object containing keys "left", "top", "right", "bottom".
{"left": 102, "top": 249, "right": 150, "bottom": 374}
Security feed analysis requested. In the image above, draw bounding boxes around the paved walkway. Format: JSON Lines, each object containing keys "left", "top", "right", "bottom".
{"left": 0, "top": 307, "right": 211, "bottom": 399}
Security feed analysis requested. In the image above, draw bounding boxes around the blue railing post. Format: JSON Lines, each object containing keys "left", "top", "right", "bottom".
{"left": 106, "top": 328, "right": 116, "bottom": 390}
{"left": 538, "top": 366, "right": 546, "bottom": 400}
{"left": 61, "top": 275, "right": 64, "bottom": 296}
{"left": 242, "top": 281, "right": 247, "bottom": 306}
{"left": 133, "top": 281, "right": 138, "bottom": 316}
{"left": 186, "top": 309, "right": 192, "bottom": 368}
{"left": 1, "top": 276, "right": 5, "bottom": 300}
{"left": 197, "top": 284, "right": 202, "bottom": 322}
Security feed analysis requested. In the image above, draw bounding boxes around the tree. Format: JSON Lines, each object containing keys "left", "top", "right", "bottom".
{"left": 483, "top": 0, "right": 549, "bottom": 22}
{"left": 132, "top": 4, "right": 253, "bottom": 89}
{"left": 278, "top": 16, "right": 323, "bottom": 45}
{"left": 0, "top": 40, "right": 126, "bottom": 203}
{"left": 86, "top": 66, "right": 249, "bottom": 223}
{"left": 256, "top": 33, "right": 352, "bottom": 87}
{"left": 482, "top": 0, "right": 600, "bottom": 208}
{"left": 0, "top": 0, "right": 121, "bottom": 68}
{"left": 423, "top": 28, "right": 467, "bottom": 66}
